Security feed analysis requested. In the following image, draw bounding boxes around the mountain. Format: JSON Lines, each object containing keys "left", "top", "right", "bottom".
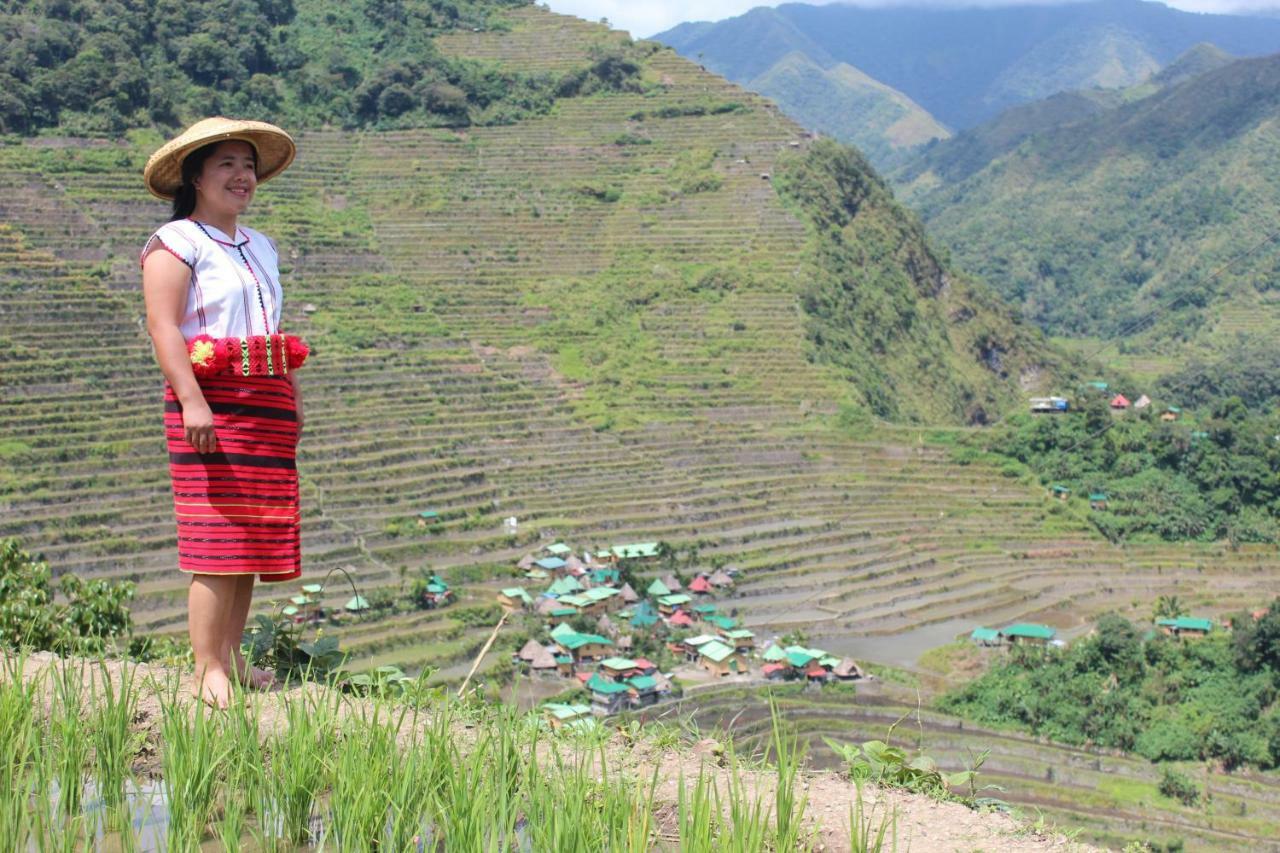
{"left": 747, "top": 51, "right": 949, "bottom": 164}
{"left": 895, "top": 51, "right": 1280, "bottom": 355}
{"left": 656, "top": 0, "right": 1280, "bottom": 161}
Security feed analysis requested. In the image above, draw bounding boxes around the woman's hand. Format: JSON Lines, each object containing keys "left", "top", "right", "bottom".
{"left": 183, "top": 400, "right": 217, "bottom": 454}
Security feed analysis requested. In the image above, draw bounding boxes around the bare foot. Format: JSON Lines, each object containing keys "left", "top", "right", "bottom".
{"left": 234, "top": 651, "right": 277, "bottom": 690}
{"left": 194, "top": 668, "right": 233, "bottom": 709}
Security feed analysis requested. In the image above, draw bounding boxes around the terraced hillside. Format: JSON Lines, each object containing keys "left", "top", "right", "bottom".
{"left": 0, "top": 7, "right": 1275, "bottom": 686}
{"left": 684, "top": 682, "right": 1280, "bottom": 851}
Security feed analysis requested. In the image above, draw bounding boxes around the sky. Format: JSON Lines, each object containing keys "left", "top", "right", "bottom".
{"left": 542, "top": 0, "right": 1280, "bottom": 39}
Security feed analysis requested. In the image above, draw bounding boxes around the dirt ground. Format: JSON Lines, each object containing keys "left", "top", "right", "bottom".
{"left": 14, "top": 652, "right": 1098, "bottom": 852}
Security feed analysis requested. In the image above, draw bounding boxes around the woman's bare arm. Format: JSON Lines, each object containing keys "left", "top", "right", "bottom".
{"left": 142, "top": 249, "right": 216, "bottom": 454}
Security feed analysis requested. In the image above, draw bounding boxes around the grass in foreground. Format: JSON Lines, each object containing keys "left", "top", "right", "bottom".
{"left": 0, "top": 651, "right": 900, "bottom": 851}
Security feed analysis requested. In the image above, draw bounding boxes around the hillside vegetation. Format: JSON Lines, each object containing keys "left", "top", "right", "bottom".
{"left": 656, "top": 0, "right": 1280, "bottom": 162}
{"left": 896, "top": 51, "right": 1280, "bottom": 365}
{"left": 942, "top": 603, "right": 1280, "bottom": 771}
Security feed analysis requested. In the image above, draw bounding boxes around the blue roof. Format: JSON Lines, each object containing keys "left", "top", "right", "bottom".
{"left": 536, "top": 557, "right": 567, "bottom": 570}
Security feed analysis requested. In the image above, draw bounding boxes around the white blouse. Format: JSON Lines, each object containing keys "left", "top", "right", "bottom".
{"left": 141, "top": 219, "right": 283, "bottom": 340}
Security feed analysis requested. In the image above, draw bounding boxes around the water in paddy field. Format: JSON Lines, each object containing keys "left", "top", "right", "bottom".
{"left": 815, "top": 617, "right": 976, "bottom": 668}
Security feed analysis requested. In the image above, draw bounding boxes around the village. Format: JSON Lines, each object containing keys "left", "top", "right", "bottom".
{"left": 493, "top": 542, "right": 867, "bottom": 729}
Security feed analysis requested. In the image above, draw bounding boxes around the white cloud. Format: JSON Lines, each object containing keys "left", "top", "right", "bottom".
{"left": 541, "top": 1, "right": 1280, "bottom": 40}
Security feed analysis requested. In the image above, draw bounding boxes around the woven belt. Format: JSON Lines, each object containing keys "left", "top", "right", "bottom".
{"left": 188, "top": 334, "right": 310, "bottom": 378}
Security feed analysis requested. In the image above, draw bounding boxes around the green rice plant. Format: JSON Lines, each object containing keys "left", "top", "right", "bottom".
{"left": 159, "top": 684, "right": 229, "bottom": 849}
{"left": 262, "top": 683, "right": 338, "bottom": 845}
{"left": 848, "top": 782, "right": 896, "bottom": 853}
{"left": 88, "top": 660, "right": 142, "bottom": 822}
{"left": 0, "top": 652, "right": 40, "bottom": 853}
{"left": 720, "top": 741, "right": 772, "bottom": 853}
{"left": 328, "top": 707, "right": 396, "bottom": 851}
{"left": 49, "top": 661, "right": 90, "bottom": 817}
{"left": 677, "top": 762, "right": 721, "bottom": 852}
{"left": 768, "top": 696, "right": 810, "bottom": 851}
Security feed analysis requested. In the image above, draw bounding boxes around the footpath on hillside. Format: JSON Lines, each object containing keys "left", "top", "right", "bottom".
{"left": 12, "top": 652, "right": 1094, "bottom": 852}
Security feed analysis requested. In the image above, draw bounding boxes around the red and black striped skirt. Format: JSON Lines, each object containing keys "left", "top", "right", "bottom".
{"left": 165, "top": 375, "right": 301, "bottom": 582}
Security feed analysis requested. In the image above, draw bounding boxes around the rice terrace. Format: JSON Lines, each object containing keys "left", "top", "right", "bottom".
{"left": 3, "top": 0, "right": 1280, "bottom": 850}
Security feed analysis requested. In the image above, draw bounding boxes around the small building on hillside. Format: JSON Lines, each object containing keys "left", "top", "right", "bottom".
{"left": 698, "top": 640, "right": 746, "bottom": 676}
{"left": 619, "top": 583, "right": 639, "bottom": 604}
{"left": 1110, "top": 394, "right": 1130, "bottom": 410}
{"left": 599, "top": 657, "right": 638, "bottom": 680}
{"left": 417, "top": 510, "right": 440, "bottom": 528}
{"left": 1050, "top": 484, "right": 1071, "bottom": 501}
{"left": 1161, "top": 406, "right": 1182, "bottom": 422}
{"left": 559, "top": 632, "right": 614, "bottom": 662}
{"left": 546, "top": 543, "right": 572, "bottom": 557}
{"left": 657, "top": 593, "right": 692, "bottom": 616}
{"left": 681, "top": 634, "right": 717, "bottom": 662}
{"left": 1089, "top": 492, "right": 1109, "bottom": 511}
{"left": 1029, "top": 396, "right": 1070, "bottom": 414}
{"left": 542, "top": 703, "right": 592, "bottom": 729}
{"left": 612, "top": 543, "right": 661, "bottom": 561}
{"left": 547, "top": 607, "right": 578, "bottom": 626}
{"left": 498, "top": 588, "right": 533, "bottom": 610}
{"left": 706, "top": 614, "right": 738, "bottom": 632}
{"left": 832, "top": 659, "right": 864, "bottom": 680}
{"left": 721, "top": 628, "right": 755, "bottom": 652}
{"left": 547, "top": 576, "right": 584, "bottom": 597}
{"left": 589, "top": 568, "right": 620, "bottom": 586}
{"left": 629, "top": 600, "right": 660, "bottom": 629}
{"left": 708, "top": 570, "right": 734, "bottom": 589}
{"left": 1134, "top": 395, "right": 1151, "bottom": 410}
{"left": 660, "top": 574, "right": 683, "bottom": 593}
{"left": 693, "top": 603, "right": 718, "bottom": 621}
{"left": 1000, "top": 623, "right": 1057, "bottom": 646}
{"left": 344, "top": 595, "right": 370, "bottom": 614}
{"left": 646, "top": 578, "right": 671, "bottom": 598}
{"left": 970, "top": 627, "right": 1002, "bottom": 647}
{"left": 627, "top": 675, "right": 662, "bottom": 708}
{"left": 588, "top": 674, "right": 631, "bottom": 715}
{"left": 668, "top": 610, "right": 694, "bottom": 628}
{"left": 421, "top": 575, "right": 454, "bottom": 608}
{"left": 1157, "top": 616, "right": 1213, "bottom": 639}
{"left": 689, "top": 575, "right": 712, "bottom": 595}
{"left": 535, "top": 556, "right": 568, "bottom": 574}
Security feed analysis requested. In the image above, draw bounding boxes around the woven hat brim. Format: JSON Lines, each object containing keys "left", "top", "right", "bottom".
{"left": 143, "top": 118, "right": 296, "bottom": 201}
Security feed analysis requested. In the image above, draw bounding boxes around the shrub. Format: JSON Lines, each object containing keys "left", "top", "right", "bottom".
{"left": 1158, "top": 768, "right": 1200, "bottom": 806}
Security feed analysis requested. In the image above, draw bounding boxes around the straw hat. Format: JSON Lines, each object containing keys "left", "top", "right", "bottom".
{"left": 143, "top": 116, "right": 296, "bottom": 200}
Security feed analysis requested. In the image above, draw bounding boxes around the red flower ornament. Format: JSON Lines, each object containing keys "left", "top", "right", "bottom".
{"left": 187, "top": 334, "right": 224, "bottom": 377}
{"left": 285, "top": 335, "right": 310, "bottom": 369}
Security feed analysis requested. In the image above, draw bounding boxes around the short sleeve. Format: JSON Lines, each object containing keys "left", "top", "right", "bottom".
{"left": 141, "top": 222, "right": 197, "bottom": 269}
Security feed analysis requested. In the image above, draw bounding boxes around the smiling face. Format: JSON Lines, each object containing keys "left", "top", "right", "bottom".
{"left": 192, "top": 140, "right": 258, "bottom": 222}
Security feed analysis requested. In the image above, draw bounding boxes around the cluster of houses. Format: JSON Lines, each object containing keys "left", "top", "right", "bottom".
{"left": 504, "top": 541, "right": 864, "bottom": 719}
{"left": 277, "top": 573, "right": 456, "bottom": 625}
{"left": 972, "top": 613, "right": 1220, "bottom": 650}
{"left": 1031, "top": 382, "right": 1184, "bottom": 421}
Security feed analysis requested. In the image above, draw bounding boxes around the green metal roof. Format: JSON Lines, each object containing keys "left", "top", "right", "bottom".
{"left": 418, "top": 510, "right": 439, "bottom": 519}
{"left": 599, "top": 657, "right": 637, "bottom": 670}
{"left": 658, "top": 594, "right": 692, "bottom": 607}
{"left": 546, "top": 543, "right": 572, "bottom": 556}
{"left": 692, "top": 604, "right": 718, "bottom": 614}
{"left": 1157, "top": 617, "right": 1213, "bottom": 632}
{"left": 612, "top": 542, "right": 660, "bottom": 559}
{"left": 290, "top": 595, "right": 311, "bottom": 605}
{"left": 584, "top": 587, "right": 619, "bottom": 601}
{"left": 301, "top": 583, "right": 324, "bottom": 594}
{"left": 551, "top": 608, "right": 577, "bottom": 617}
{"left": 699, "top": 640, "right": 737, "bottom": 663}
{"left": 587, "top": 674, "right": 629, "bottom": 694}
{"left": 1089, "top": 493, "right": 1108, "bottom": 502}
{"left": 683, "top": 634, "right": 716, "bottom": 646}
{"left": 628, "top": 675, "right": 658, "bottom": 691}
{"left": 550, "top": 622, "right": 578, "bottom": 640}
{"left": 724, "top": 629, "right": 754, "bottom": 640}
{"left": 344, "top": 595, "right": 370, "bottom": 611}
{"left": 557, "top": 594, "right": 591, "bottom": 608}
{"left": 281, "top": 605, "right": 299, "bottom": 616}
{"left": 818, "top": 656, "right": 841, "bottom": 668}
{"left": 970, "top": 627, "right": 1001, "bottom": 642}
{"left": 1002, "top": 623, "right": 1056, "bottom": 640}
{"left": 560, "top": 633, "right": 611, "bottom": 650}
{"left": 646, "top": 579, "right": 671, "bottom": 597}
{"left": 786, "top": 651, "right": 815, "bottom": 667}
{"left": 706, "top": 615, "right": 737, "bottom": 630}
{"left": 536, "top": 557, "right": 567, "bottom": 570}
{"left": 501, "top": 587, "right": 532, "bottom": 603}
{"left": 762, "top": 645, "right": 787, "bottom": 662}
{"left": 543, "top": 703, "right": 590, "bottom": 720}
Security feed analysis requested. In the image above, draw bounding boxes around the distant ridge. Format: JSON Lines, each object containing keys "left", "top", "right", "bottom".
{"left": 895, "top": 50, "right": 1280, "bottom": 350}
{"left": 657, "top": 0, "right": 1280, "bottom": 160}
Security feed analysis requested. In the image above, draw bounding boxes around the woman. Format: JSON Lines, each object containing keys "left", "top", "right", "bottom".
{"left": 141, "top": 117, "right": 308, "bottom": 708}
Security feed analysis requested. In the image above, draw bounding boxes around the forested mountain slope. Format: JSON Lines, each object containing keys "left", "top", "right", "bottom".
{"left": 896, "top": 51, "right": 1280, "bottom": 359}
{"left": 656, "top": 0, "right": 1280, "bottom": 163}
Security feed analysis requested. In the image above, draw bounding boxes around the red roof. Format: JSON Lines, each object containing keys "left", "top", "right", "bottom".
{"left": 575, "top": 672, "right": 592, "bottom": 684}
{"left": 762, "top": 663, "right": 788, "bottom": 675}
{"left": 668, "top": 611, "right": 693, "bottom": 626}
{"left": 634, "top": 657, "right": 656, "bottom": 670}
{"left": 689, "top": 576, "right": 712, "bottom": 593}
{"left": 1110, "top": 394, "right": 1130, "bottom": 409}
{"left": 804, "top": 664, "right": 827, "bottom": 677}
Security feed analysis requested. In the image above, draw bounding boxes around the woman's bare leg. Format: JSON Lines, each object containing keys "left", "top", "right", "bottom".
{"left": 189, "top": 574, "right": 239, "bottom": 708}
{"left": 229, "top": 575, "right": 274, "bottom": 688}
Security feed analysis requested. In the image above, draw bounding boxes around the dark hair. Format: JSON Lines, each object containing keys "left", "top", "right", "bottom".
{"left": 169, "top": 140, "right": 258, "bottom": 220}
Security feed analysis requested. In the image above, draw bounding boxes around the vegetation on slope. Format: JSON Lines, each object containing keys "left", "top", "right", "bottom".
{"left": 980, "top": 392, "right": 1280, "bottom": 543}
{"left": 898, "top": 52, "right": 1280, "bottom": 356}
{"left": 0, "top": 0, "right": 649, "bottom": 135}
{"left": 940, "top": 604, "right": 1280, "bottom": 770}
{"left": 775, "top": 140, "right": 1054, "bottom": 423}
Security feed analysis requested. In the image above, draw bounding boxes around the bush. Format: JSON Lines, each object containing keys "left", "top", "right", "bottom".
{"left": 1158, "top": 768, "right": 1200, "bottom": 806}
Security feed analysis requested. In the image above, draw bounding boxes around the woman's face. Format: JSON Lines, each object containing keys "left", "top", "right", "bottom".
{"left": 193, "top": 140, "right": 257, "bottom": 218}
